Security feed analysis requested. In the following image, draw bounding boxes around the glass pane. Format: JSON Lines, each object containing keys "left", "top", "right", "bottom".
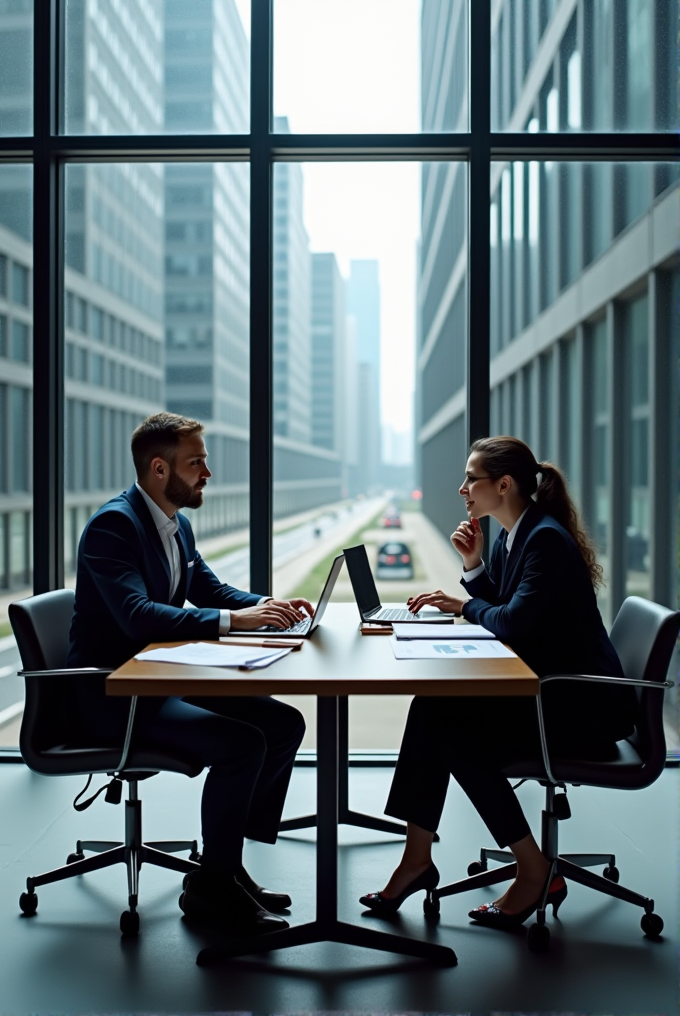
{"left": 271, "top": 160, "right": 467, "bottom": 749}
{"left": 0, "top": 163, "right": 32, "bottom": 748}
{"left": 488, "top": 160, "right": 680, "bottom": 747}
{"left": 274, "top": 0, "right": 468, "bottom": 133}
{"left": 492, "top": 0, "right": 680, "bottom": 132}
{"left": 64, "top": 161, "right": 250, "bottom": 626}
{"left": 64, "top": 0, "right": 249, "bottom": 135}
{"left": 0, "top": 0, "right": 33, "bottom": 136}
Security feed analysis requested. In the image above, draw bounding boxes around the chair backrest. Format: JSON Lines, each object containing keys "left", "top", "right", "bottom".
{"left": 609, "top": 596, "right": 680, "bottom": 771}
{"left": 9, "top": 589, "right": 75, "bottom": 670}
{"left": 9, "top": 590, "right": 76, "bottom": 760}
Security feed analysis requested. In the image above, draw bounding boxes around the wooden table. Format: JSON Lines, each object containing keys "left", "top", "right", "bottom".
{"left": 108, "top": 603, "right": 538, "bottom": 967}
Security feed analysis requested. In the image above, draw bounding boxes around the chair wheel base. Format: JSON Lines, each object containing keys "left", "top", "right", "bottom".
{"left": 528, "top": 922, "right": 550, "bottom": 951}
{"left": 641, "top": 912, "right": 663, "bottom": 939}
{"left": 602, "top": 864, "right": 620, "bottom": 883}
{"left": 19, "top": 892, "right": 38, "bottom": 916}
{"left": 120, "top": 910, "right": 140, "bottom": 936}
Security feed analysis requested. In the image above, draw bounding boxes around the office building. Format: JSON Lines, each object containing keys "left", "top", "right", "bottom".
{"left": 347, "top": 259, "right": 382, "bottom": 494}
{"left": 163, "top": 0, "right": 251, "bottom": 538}
{"left": 271, "top": 120, "right": 343, "bottom": 516}
{"left": 0, "top": 0, "right": 166, "bottom": 583}
{"left": 417, "top": 0, "right": 679, "bottom": 733}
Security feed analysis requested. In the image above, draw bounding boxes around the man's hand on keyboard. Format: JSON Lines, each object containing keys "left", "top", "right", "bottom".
{"left": 231, "top": 597, "right": 313, "bottom": 631}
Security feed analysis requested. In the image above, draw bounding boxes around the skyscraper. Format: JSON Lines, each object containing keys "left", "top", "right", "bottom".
{"left": 347, "top": 259, "right": 381, "bottom": 493}
{"left": 164, "top": 0, "right": 251, "bottom": 536}
{"left": 273, "top": 118, "right": 312, "bottom": 444}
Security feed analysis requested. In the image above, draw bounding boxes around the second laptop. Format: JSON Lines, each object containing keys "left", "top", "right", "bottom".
{"left": 343, "top": 544, "right": 455, "bottom": 625}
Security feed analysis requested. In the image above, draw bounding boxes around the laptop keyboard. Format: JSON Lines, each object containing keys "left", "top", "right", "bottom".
{"left": 375, "top": 608, "right": 420, "bottom": 621}
{"left": 260, "top": 617, "right": 312, "bottom": 634}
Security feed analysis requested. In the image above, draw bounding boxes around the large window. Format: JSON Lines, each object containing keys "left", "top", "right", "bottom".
{"left": 0, "top": 0, "right": 677, "bottom": 754}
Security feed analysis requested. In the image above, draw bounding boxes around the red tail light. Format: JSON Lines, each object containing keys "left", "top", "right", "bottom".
{"left": 400, "top": 554, "right": 410, "bottom": 563}
{"left": 386, "top": 555, "right": 396, "bottom": 564}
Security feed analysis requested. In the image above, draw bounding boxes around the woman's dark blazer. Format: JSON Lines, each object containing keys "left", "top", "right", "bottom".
{"left": 460, "top": 503, "right": 635, "bottom": 746}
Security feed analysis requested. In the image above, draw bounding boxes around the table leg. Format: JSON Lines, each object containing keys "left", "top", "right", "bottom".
{"left": 196, "top": 696, "right": 457, "bottom": 968}
{"left": 279, "top": 696, "right": 409, "bottom": 839}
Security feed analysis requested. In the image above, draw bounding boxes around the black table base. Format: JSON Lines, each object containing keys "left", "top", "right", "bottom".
{"left": 196, "top": 697, "right": 457, "bottom": 968}
{"left": 279, "top": 697, "right": 440, "bottom": 842}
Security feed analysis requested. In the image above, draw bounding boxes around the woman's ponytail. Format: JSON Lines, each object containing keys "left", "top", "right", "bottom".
{"left": 471, "top": 437, "right": 604, "bottom": 590}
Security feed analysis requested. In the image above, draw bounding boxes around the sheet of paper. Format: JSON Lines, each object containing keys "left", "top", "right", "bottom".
{"left": 392, "top": 622, "right": 495, "bottom": 640}
{"left": 389, "top": 637, "right": 516, "bottom": 660}
{"left": 135, "top": 642, "right": 292, "bottom": 669}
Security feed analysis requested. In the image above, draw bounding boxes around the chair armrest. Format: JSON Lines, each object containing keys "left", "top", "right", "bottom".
{"left": 19, "top": 667, "right": 134, "bottom": 773}
{"left": 534, "top": 673, "right": 674, "bottom": 786}
{"left": 540, "top": 673, "right": 674, "bottom": 690}
{"left": 19, "top": 667, "right": 113, "bottom": 678}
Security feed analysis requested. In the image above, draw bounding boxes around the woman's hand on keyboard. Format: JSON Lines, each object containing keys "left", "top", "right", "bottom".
{"left": 406, "top": 590, "right": 465, "bottom": 616}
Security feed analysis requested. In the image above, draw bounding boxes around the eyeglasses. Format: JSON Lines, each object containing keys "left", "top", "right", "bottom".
{"left": 461, "top": 474, "right": 493, "bottom": 487}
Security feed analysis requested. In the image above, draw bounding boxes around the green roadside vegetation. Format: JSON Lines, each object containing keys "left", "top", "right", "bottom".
{"left": 288, "top": 506, "right": 384, "bottom": 602}
{"left": 0, "top": 620, "right": 12, "bottom": 639}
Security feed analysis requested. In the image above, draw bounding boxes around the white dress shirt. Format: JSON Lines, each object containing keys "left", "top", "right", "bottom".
{"left": 135, "top": 482, "right": 234, "bottom": 633}
{"left": 462, "top": 506, "right": 530, "bottom": 583}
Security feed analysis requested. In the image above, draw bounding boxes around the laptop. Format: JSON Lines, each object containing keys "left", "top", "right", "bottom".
{"left": 343, "top": 544, "right": 455, "bottom": 625}
{"left": 228, "top": 552, "right": 345, "bottom": 638}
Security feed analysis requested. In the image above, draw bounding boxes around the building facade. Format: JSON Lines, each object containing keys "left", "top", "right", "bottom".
{"left": 417, "top": 0, "right": 679, "bottom": 732}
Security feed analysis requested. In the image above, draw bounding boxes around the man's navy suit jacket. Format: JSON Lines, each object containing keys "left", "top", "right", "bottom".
{"left": 461, "top": 503, "right": 634, "bottom": 744}
{"left": 67, "top": 484, "right": 262, "bottom": 672}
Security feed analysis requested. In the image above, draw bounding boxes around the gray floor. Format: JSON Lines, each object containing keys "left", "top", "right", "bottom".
{"left": 0, "top": 760, "right": 677, "bottom": 1015}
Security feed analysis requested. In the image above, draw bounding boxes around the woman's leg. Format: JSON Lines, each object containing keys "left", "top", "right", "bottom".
{"left": 491, "top": 833, "right": 550, "bottom": 912}
{"left": 378, "top": 697, "right": 454, "bottom": 897}
{"left": 378, "top": 695, "right": 549, "bottom": 903}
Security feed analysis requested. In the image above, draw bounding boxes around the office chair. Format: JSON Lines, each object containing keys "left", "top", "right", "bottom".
{"left": 9, "top": 589, "right": 204, "bottom": 936}
{"left": 423, "top": 595, "right": 679, "bottom": 951}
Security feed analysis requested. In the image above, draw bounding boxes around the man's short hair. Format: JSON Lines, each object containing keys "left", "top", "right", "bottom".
{"left": 131, "top": 413, "right": 204, "bottom": 477}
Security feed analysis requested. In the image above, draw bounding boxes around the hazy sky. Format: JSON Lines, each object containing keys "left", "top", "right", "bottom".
{"left": 234, "top": 0, "right": 422, "bottom": 435}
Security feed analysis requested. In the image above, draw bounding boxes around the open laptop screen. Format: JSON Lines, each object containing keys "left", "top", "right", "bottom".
{"left": 308, "top": 553, "right": 345, "bottom": 631}
{"left": 343, "top": 544, "right": 381, "bottom": 616}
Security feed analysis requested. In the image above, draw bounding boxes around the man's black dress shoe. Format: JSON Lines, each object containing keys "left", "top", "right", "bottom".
{"left": 468, "top": 876, "right": 568, "bottom": 929}
{"left": 179, "top": 870, "right": 289, "bottom": 935}
{"left": 359, "top": 863, "right": 440, "bottom": 915}
{"left": 237, "top": 864, "right": 292, "bottom": 912}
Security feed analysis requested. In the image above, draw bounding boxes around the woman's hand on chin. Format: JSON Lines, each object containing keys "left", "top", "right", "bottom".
{"left": 451, "top": 517, "right": 484, "bottom": 570}
{"left": 407, "top": 590, "right": 466, "bottom": 616}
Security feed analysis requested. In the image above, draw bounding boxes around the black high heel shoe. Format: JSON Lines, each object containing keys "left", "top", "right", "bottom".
{"left": 468, "top": 875, "right": 567, "bottom": 929}
{"left": 359, "top": 863, "right": 440, "bottom": 915}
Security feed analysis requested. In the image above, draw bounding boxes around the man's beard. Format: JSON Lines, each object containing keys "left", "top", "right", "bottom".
{"left": 164, "top": 466, "right": 204, "bottom": 510}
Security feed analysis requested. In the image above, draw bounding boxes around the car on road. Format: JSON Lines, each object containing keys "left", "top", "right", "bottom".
{"left": 381, "top": 505, "right": 402, "bottom": 528}
{"left": 376, "top": 541, "right": 414, "bottom": 580}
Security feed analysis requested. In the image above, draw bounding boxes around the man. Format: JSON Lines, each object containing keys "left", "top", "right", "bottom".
{"left": 67, "top": 412, "right": 314, "bottom": 936}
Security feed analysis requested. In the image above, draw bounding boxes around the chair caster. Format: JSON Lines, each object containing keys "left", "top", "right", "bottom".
{"left": 467, "top": 860, "right": 485, "bottom": 876}
{"left": 120, "top": 910, "right": 140, "bottom": 936}
{"left": 423, "top": 895, "right": 440, "bottom": 920}
{"left": 602, "top": 864, "right": 619, "bottom": 883}
{"left": 19, "top": 891, "right": 38, "bottom": 916}
{"left": 641, "top": 912, "right": 663, "bottom": 939}
{"left": 66, "top": 851, "right": 85, "bottom": 865}
{"left": 188, "top": 849, "right": 201, "bottom": 863}
{"left": 527, "top": 921, "right": 550, "bottom": 951}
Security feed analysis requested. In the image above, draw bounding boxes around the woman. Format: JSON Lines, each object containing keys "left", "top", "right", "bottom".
{"left": 359, "top": 436, "right": 635, "bottom": 929}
